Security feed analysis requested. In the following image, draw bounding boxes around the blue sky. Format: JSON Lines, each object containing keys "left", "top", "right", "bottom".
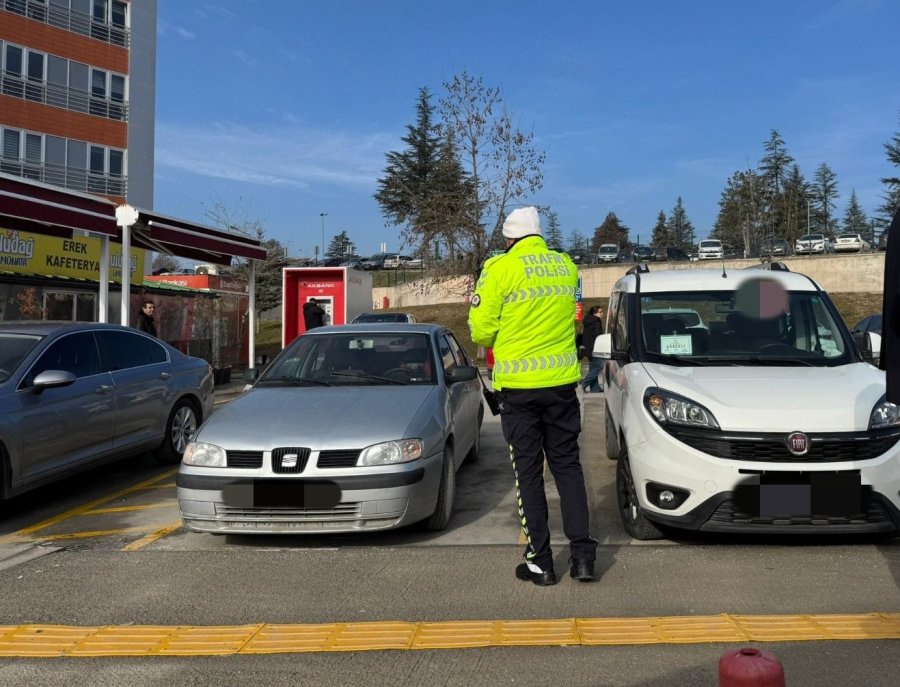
{"left": 154, "top": 0, "right": 900, "bottom": 258}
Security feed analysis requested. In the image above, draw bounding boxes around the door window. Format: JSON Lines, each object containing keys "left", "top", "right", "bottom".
{"left": 96, "top": 330, "right": 167, "bottom": 370}
{"left": 25, "top": 331, "right": 102, "bottom": 385}
{"left": 438, "top": 335, "right": 458, "bottom": 376}
{"left": 445, "top": 333, "right": 470, "bottom": 366}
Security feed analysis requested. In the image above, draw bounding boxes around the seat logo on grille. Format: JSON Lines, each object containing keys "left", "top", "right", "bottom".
{"left": 786, "top": 432, "right": 809, "bottom": 456}
{"left": 281, "top": 454, "right": 299, "bottom": 468}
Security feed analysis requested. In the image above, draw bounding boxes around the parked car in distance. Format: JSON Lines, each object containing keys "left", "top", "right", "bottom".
{"left": 597, "top": 244, "right": 620, "bottom": 263}
{"left": 360, "top": 253, "right": 399, "bottom": 270}
{"left": 760, "top": 239, "right": 792, "bottom": 258}
{"left": 178, "top": 323, "right": 482, "bottom": 534}
{"left": 351, "top": 312, "right": 417, "bottom": 324}
{"left": 698, "top": 239, "right": 724, "bottom": 260}
{"left": 723, "top": 245, "right": 743, "bottom": 259}
{"left": 663, "top": 247, "right": 690, "bottom": 262}
{"left": 398, "top": 255, "right": 423, "bottom": 269}
{"left": 795, "top": 233, "right": 832, "bottom": 255}
{"left": 0, "top": 322, "right": 213, "bottom": 502}
{"left": 833, "top": 233, "right": 871, "bottom": 253}
{"left": 594, "top": 266, "right": 898, "bottom": 540}
{"left": 633, "top": 246, "right": 655, "bottom": 262}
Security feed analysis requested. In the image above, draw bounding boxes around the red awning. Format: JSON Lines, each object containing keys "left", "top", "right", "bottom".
{"left": 0, "top": 173, "right": 267, "bottom": 264}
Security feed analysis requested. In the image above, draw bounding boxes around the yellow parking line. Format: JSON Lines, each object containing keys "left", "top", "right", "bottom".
{"left": 85, "top": 501, "right": 178, "bottom": 515}
{"left": 143, "top": 483, "right": 176, "bottom": 489}
{"left": 38, "top": 526, "right": 155, "bottom": 541}
{"left": 0, "top": 470, "right": 177, "bottom": 544}
{"left": 0, "top": 613, "right": 896, "bottom": 656}
{"left": 121, "top": 521, "right": 183, "bottom": 552}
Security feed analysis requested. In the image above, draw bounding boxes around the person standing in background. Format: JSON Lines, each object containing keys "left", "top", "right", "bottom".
{"left": 136, "top": 300, "right": 157, "bottom": 337}
{"left": 579, "top": 305, "right": 604, "bottom": 393}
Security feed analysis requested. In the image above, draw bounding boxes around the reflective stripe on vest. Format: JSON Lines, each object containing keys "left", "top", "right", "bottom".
{"left": 502, "top": 285, "right": 577, "bottom": 304}
{"left": 494, "top": 352, "right": 579, "bottom": 375}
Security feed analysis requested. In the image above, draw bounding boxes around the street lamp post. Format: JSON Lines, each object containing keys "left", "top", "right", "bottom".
{"left": 320, "top": 212, "right": 327, "bottom": 263}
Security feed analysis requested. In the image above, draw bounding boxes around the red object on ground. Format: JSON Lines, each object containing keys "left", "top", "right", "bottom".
{"left": 486, "top": 347, "right": 494, "bottom": 372}
{"left": 719, "top": 647, "right": 785, "bottom": 687}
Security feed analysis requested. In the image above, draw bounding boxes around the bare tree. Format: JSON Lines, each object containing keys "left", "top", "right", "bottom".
{"left": 439, "top": 71, "right": 545, "bottom": 269}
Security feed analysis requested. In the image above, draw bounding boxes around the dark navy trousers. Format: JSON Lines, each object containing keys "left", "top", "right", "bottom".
{"left": 498, "top": 383, "right": 597, "bottom": 571}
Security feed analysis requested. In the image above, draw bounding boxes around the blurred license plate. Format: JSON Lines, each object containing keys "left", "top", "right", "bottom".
{"left": 223, "top": 481, "right": 341, "bottom": 508}
{"left": 737, "top": 472, "right": 863, "bottom": 517}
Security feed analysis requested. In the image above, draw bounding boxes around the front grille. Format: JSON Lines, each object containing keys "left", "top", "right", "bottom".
{"left": 666, "top": 426, "right": 900, "bottom": 463}
{"left": 708, "top": 498, "right": 891, "bottom": 527}
{"left": 215, "top": 503, "right": 362, "bottom": 520}
{"left": 272, "top": 447, "right": 310, "bottom": 474}
{"left": 226, "top": 450, "right": 263, "bottom": 468}
{"left": 317, "top": 450, "right": 361, "bottom": 468}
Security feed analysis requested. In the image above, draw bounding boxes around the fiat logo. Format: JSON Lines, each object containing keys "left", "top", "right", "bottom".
{"left": 786, "top": 432, "right": 810, "bottom": 457}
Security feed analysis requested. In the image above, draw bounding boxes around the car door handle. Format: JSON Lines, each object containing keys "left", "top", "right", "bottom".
{"left": 94, "top": 385, "right": 112, "bottom": 394}
{"left": 159, "top": 372, "right": 171, "bottom": 380}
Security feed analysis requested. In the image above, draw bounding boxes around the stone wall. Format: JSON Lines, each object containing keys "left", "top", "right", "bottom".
{"left": 371, "top": 253, "right": 885, "bottom": 308}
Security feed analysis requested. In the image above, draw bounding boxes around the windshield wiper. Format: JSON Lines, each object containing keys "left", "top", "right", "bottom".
{"left": 257, "top": 377, "right": 333, "bottom": 386}
{"left": 695, "top": 355, "right": 817, "bottom": 367}
{"left": 329, "top": 371, "right": 407, "bottom": 385}
{"left": 646, "top": 352, "right": 705, "bottom": 366}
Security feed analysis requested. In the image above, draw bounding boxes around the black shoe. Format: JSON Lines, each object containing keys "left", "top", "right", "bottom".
{"left": 569, "top": 558, "right": 595, "bottom": 582}
{"left": 515, "top": 562, "right": 557, "bottom": 586}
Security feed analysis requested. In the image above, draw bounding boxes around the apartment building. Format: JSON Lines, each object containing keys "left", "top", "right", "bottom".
{"left": 0, "top": 0, "right": 157, "bottom": 207}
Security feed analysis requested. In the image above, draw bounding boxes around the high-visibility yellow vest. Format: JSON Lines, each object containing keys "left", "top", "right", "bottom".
{"left": 468, "top": 236, "right": 580, "bottom": 391}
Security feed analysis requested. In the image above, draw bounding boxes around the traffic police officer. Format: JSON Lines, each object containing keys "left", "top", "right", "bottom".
{"left": 469, "top": 206, "right": 597, "bottom": 585}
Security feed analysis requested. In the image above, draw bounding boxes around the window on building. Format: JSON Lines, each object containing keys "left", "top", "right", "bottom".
{"left": 26, "top": 51, "right": 45, "bottom": 102}
{"left": 3, "top": 44, "right": 24, "bottom": 98}
{"left": 45, "top": 135, "right": 66, "bottom": 186}
{"left": 2, "top": 128, "right": 20, "bottom": 159}
{"left": 91, "top": 0, "right": 106, "bottom": 22}
{"left": 24, "top": 133, "right": 42, "bottom": 180}
{"left": 68, "top": 61, "right": 89, "bottom": 113}
{"left": 109, "top": 73, "right": 125, "bottom": 120}
{"left": 89, "top": 145, "right": 105, "bottom": 192}
{"left": 66, "top": 139, "right": 87, "bottom": 191}
{"left": 108, "top": 149, "right": 124, "bottom": 194}
{"left": 111, "top": 0, "right": 125, "bottom": 27}
{"left": 90, "top": 68, "right": 105, "bottom": 116}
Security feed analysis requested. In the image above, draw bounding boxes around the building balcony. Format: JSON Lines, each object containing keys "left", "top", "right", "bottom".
{"left": 2, "top": 0, "right": 130, "bottom": 49}
{"left": 1, "top": 72, "right": 128, "bottom": 122}
{"left": 0, "top": 157, "right": 127, "bottom": 198}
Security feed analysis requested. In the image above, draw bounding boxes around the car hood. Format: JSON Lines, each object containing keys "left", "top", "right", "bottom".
{"left": 642, "top": 362, "right": 885, "bottom": 432}
{"left": 197, "top": 386, "right": 437, "bottom": 451}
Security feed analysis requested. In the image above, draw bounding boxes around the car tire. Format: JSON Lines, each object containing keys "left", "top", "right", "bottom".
{"left": 604, "top": 402, "right": 619, "bottom": 460}
{"left": 465, "top": 405, "right": 484, "bottom": 465}
{"left": 154, "top": 398, "right": 199, "bottom": 465}
{"left": 616, "top": 449, "right": 665, "bottom": 540}
{"left": 424, "top": 445, "right": 456, "bottom": 531}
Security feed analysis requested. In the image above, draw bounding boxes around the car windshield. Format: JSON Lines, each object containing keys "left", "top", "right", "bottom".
{"left": 0, "top": 334, "right": 43, "bottom": 382}
{"left": 353, "top": 313, "right": 409, "bottom": 323}
{"left": 599, "top": 246, "right": 618, "bottom": 254}
{"left": 800, "top": 234, "right": 824, "bottom": 241}
{"left": 259, "top": 332, "right": 436, "bottom": 386}
{"left": 638, "top": 290, "right": 851, "bottom": 366}
{"left": 700, "top": 241, "right": 720, "bottom": 248}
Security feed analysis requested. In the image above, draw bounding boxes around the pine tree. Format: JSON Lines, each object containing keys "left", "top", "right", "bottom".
{"left": 543, "top": 208, "right": 564, "bottom": 251}
{"left": 374, "top": 87, "right": 442, "bottom": 237}
{"left": 712, "top": 170, "right": 766, "bottom": 255}
{"left": 326, "top": 230, "right": 353, "bottom": 258}
{"left": 591, "top": 212, "right": 629, "bottom": 252}
{"left": 811, "top": 163, "right": 840, "bottom": 237}
{"left": 759, "top": 130, "right": 795, "bottom": 239}
{"left": 781, "top": 164, "right": 811, "bottom": 242}
{"left": 567, "top": 230, "right": 587, "bottom": 255}
{"left": 666, "top": 197, "right": 695, "bottom": 251}
{"left": 878, "top": 115, "right": 900, "bottom": 224}
{"left": 842, "top": 190, "right": 870, "bottom": 241}
{"left": 650, "top": 211, "right": 668, "bottom": 249}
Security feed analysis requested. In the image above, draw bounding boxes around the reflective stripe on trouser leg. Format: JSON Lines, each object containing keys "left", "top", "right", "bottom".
{"left": 508, "top": 443, "right": 535, "bottom": 562}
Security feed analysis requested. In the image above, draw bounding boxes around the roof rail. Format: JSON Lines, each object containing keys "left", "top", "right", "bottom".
{"left": 626, "top": 263, "right": 650, "bottom": 275}
{"left": 744, "top": 261, "right": 790, "bottom": 272}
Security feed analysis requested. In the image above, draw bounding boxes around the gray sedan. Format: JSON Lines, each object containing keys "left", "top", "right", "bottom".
{"left": 177, "top": 324, "right": 483, "bottom": 534}
{"left": 0, "top": 322, "right": 213, "bottom": 501}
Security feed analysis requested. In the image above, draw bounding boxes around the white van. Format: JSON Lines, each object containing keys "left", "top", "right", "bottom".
{"left": 698, "top": 239, "right": 723, "bottom": 260}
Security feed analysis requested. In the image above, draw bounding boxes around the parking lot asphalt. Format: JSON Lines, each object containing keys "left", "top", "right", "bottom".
{"left": 0, "top": 371, "right": 898, "bottom": 685}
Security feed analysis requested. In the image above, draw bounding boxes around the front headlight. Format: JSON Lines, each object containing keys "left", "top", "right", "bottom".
{"left": 644, "top": 388, "right": 719, "bottom": 429}
{"left": 869, "top": 396, "right": 900, "bottom": 429}
{"left": 182, "top": 441, "right": 227, "bottom": 467}
{"left": 358, "top": 439, "right": 423, "bottom": 466}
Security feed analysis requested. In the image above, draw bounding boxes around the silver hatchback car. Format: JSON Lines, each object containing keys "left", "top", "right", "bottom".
{"left": 177, "top": 323, "right": 483, "bottom": 534}
{"left": 0, "top": 322, "right": 213, "bottom": 501}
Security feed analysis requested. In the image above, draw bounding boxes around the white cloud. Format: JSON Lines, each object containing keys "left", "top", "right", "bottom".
{"left": 158, "top": 19, "right": 196, "bottom": 40}
{"left": 155, "top": 121, "right": 396, "bottom": 191}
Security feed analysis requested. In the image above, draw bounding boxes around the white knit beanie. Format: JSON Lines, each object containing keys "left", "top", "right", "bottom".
{"left": 502, "top": 206, "right": 542, "bottom": 239}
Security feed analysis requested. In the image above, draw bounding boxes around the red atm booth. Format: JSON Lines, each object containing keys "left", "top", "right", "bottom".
{"left": 282, "top": 267, "right": 374, "bottom": 346}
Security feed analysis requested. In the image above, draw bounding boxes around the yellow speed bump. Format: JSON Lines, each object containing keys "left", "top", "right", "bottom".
{"left": 0, "top": 613, "right": 898, "bottom": 657}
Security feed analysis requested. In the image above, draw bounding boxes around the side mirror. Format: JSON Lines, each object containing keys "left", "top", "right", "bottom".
{"left": 863, "top": 331, "right": 882, "bottom": 366}
{"left": 32, "top": 369, "right": 76, "bottom": 394}
{"left": 592, "top": 333, "right": 612, "bottom": 360}
{"left": 447, "top": 365, "right": 478, "bottom": 383}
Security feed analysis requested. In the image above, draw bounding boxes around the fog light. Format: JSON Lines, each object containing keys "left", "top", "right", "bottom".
{"left": 646, "top": 482, "right": 689, "bottom": 510}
